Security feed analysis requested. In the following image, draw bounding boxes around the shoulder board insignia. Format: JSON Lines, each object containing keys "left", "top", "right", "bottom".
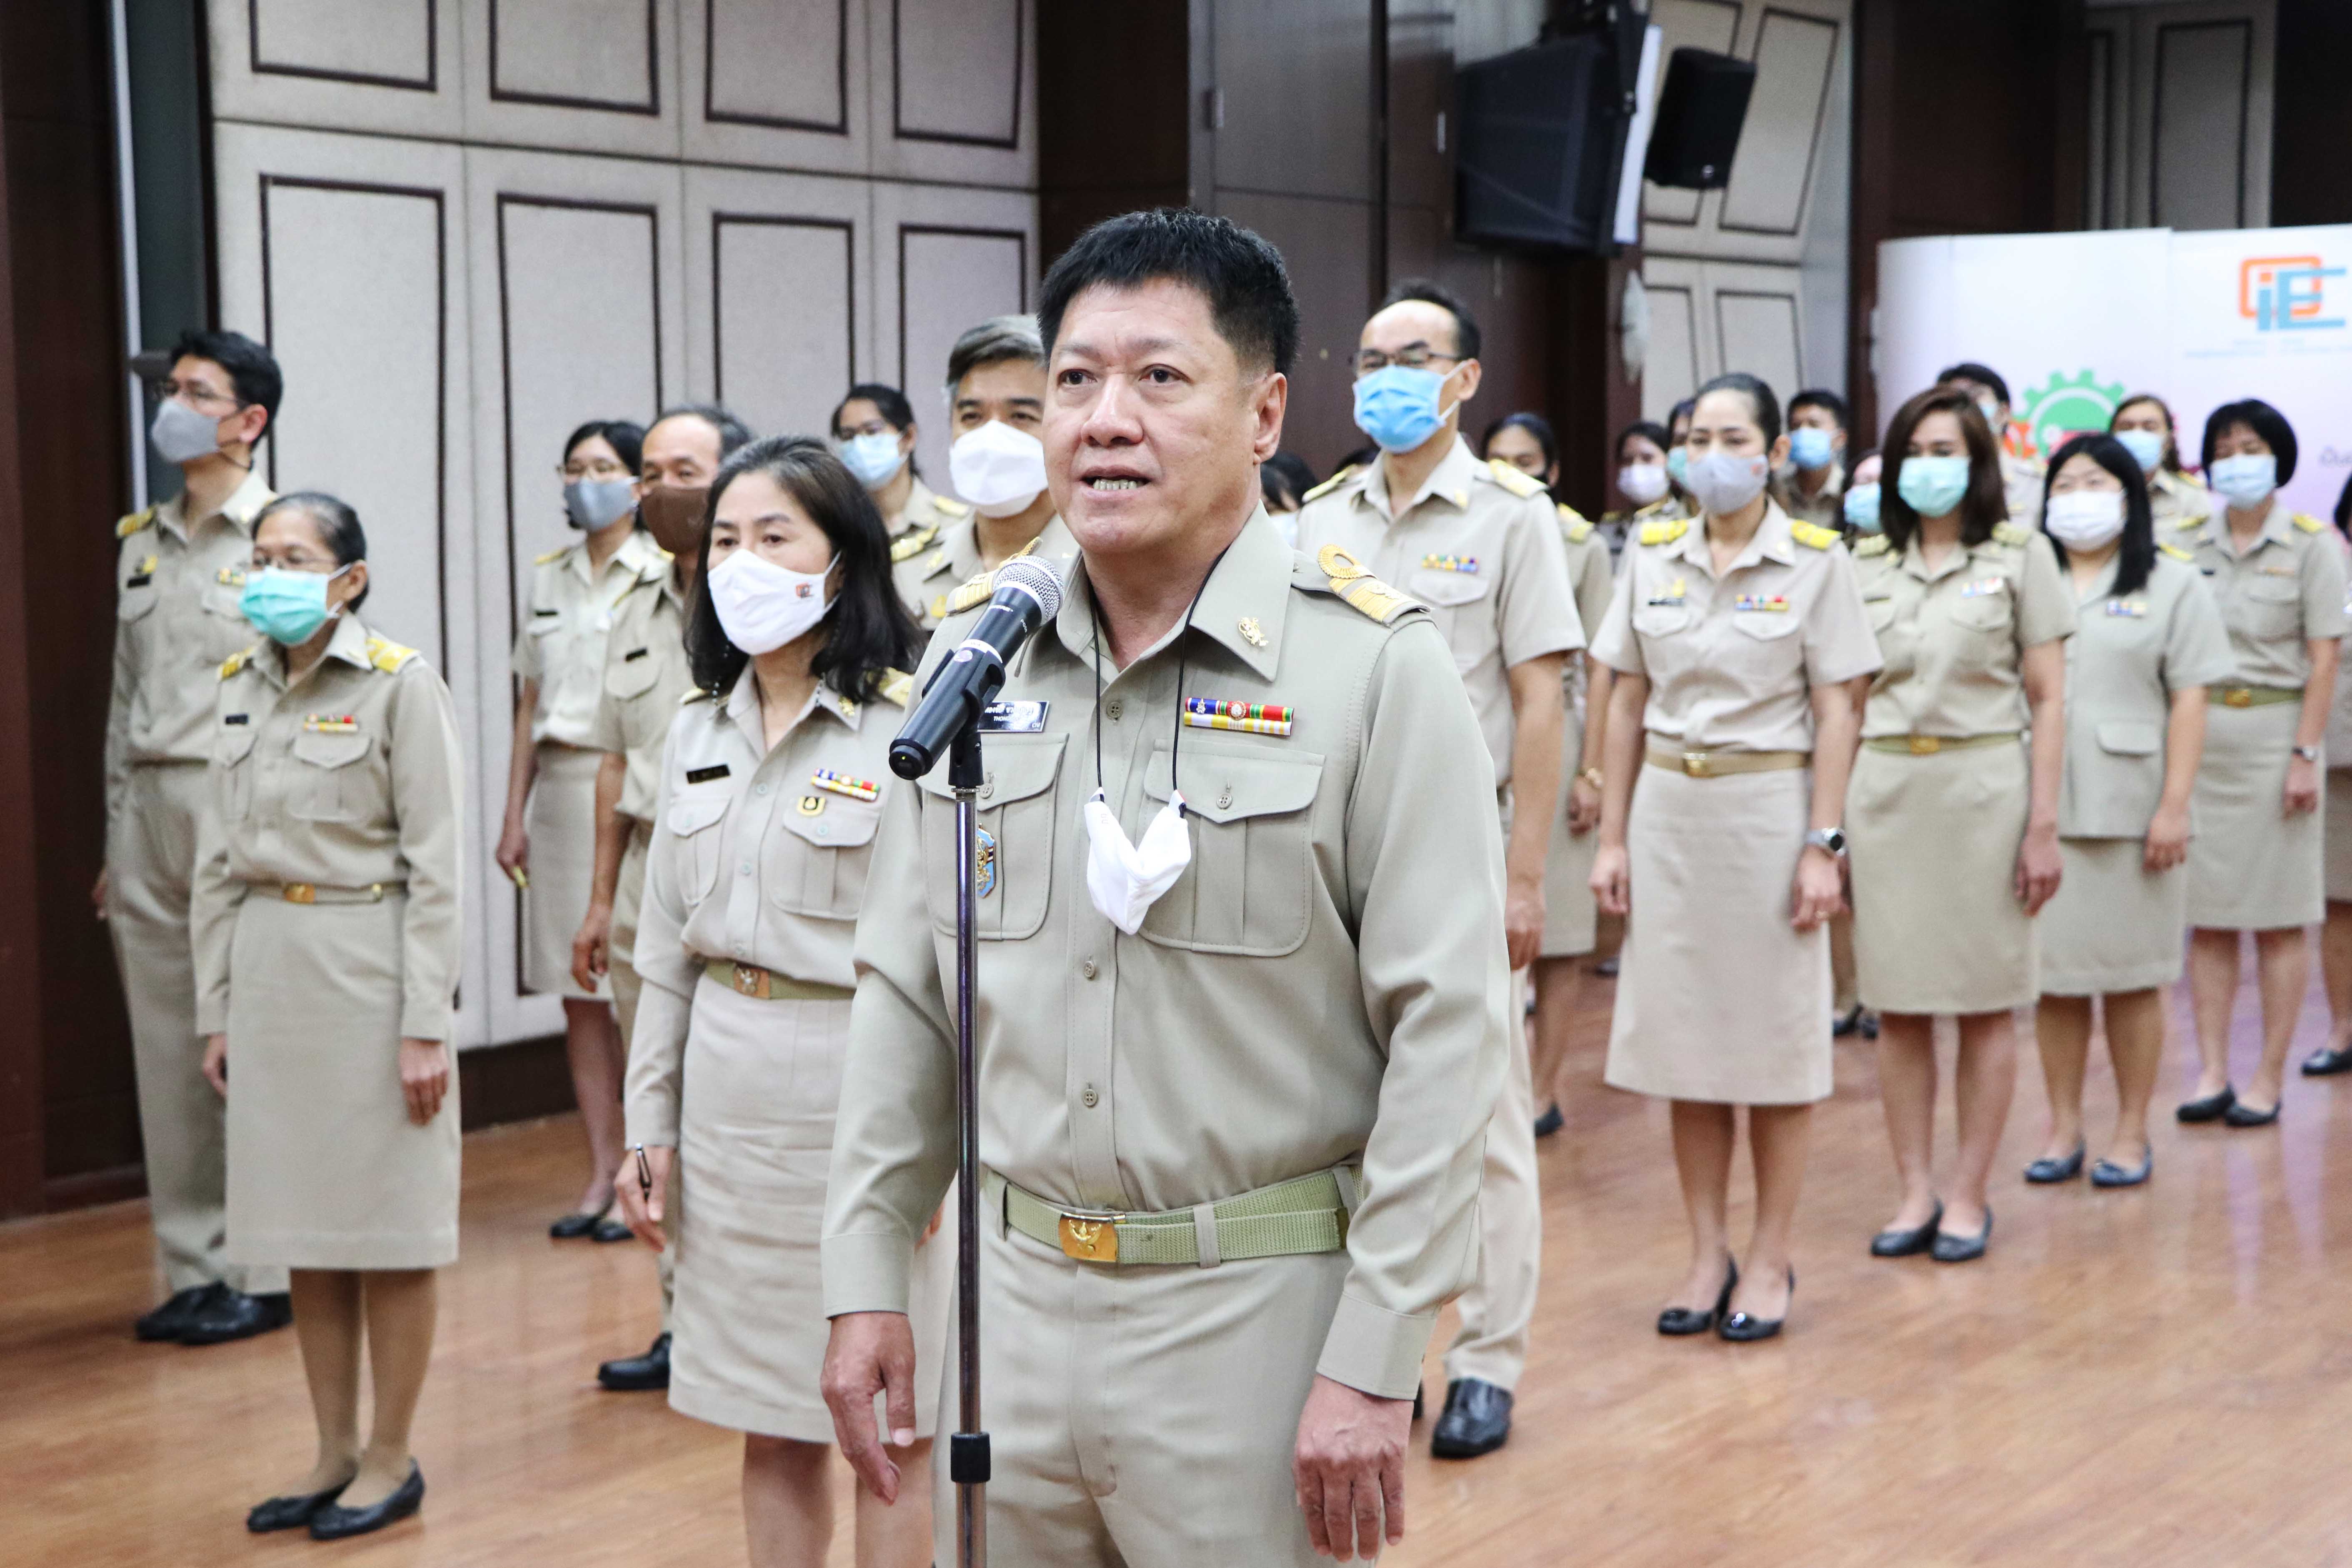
{"left": 1556, "top": 502, "right": 1593, "bottom": 543}
{"left": 1789, "top": 520, "right": 1840, "bottom": 551}
{"left": 1300, "top": 465, "right": 1359, "bottom": 505}
{"left": 115, "top": 506, "right": 156, "bottom": 540}
{"left": 2158, "top": 542, "right": 2195, "bottom": 562}
{"left": 890, "top": 524, "right": 940, "bottom": 563}
{"left": 1485, "top": 458, "right": 1545, "bottom": 498}
{"left": 364, "top": 634, "right": 420, "bottom": 675}
{"left": 1854, "top": 535, "right": 1891, "bottom": 558}
{"left": 946, "top": 570, "right": 996, "bottom": 617}
{"left": 934, "top": 496, "right": 971, "bottom": 518}
{"left": 1639, "top": 518, "right": 1690, "bottom": 547}
{"left": 534, "top": 546, "right": 566, "bottom": 565}
{"left": 2294, "top": 511, "right": 2324, "bottom": 534}
{"left": 1991, "top": 521, "right": 2032, "bottom": 546}
{"left": 219, "top": 645, "right": 258, "bottom": 680}
{"left": 876, "top": 669, "right": 914, "bottom": 708}
{"left": 2173, "top": 516, "right": 2206, "bottom": 531}
{"left": 1315, "top": 544, "right": 1420, "bottom": 624}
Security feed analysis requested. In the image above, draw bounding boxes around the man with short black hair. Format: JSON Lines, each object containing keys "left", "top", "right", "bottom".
{"left": 822, "top": 208, "right": 1508, "bottom": 1565}
{"left": 1938, "top": 360, "right": 2044, "bottom": 521}
{"left": 1773, "top": 388, "right": 1850, "bottom": 531}
{"left": 101, "top": 328, "right": 293, "bottom": 1345}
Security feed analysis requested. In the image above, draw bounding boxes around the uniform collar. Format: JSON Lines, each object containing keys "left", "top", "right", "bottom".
{"left": 1898, "top": 529, "right": 1994, "bottom": 583}
{"left": 160, "top": 469, "right": 274, "bottom": 541}
{"left": 1668, "top": 502, "right": 1797, "bottom": 576}
{"left": 574, "top": 526, "right": 666, "bottom": 584}
{"left": 618, "top": 526, "right": 669, "bottom": 580}
{"left": 723, "top": 668, "right": 860, "bottom": 754}
{"left": 1361, "top": 435, "right": 1482, "bottom": 519}
{"left": 2074, "top": 551, "right": 2122, "bottom": 605}
{"left": 1046, "top": 506, "right": 1290, "bottom": 684}
{"left": 256, "top": 611, "right": 371, "bottom": 691}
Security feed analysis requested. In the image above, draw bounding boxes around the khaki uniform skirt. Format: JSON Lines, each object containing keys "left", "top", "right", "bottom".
{"left": 2187, "top": 701, "right": 2323, "bottom": 930}
{"left": 2040, "top": 839, "right": 2187, "bottom": 995}
{"left": 1849, "top": 740, "right": 2036, "bottom": 1014}
{"left": 1603, "top": 764, "right": 1832, "bottom": 1105}
{"left": 670, "top": 977, "right": 955, "bottom": 1442}
{"left": 524, "top": 742, "right": 605, "bottom": 1000}
{"left": 2325, "top": 769, "right": 2352, "bottom": 904}
{"left": 224, "top": 894, "right": 461, "bottom": 1270}
{"left": 1540, "top": 721, "right": 1598, "bottom": 958}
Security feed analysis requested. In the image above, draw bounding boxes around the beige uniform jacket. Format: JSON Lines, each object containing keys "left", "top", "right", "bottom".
{"left": 586, "top": 572, "right": 696, "bottom": 825}
{"left": 2149, "top": 468, "right": 2212, "bottom": 532}
{"left": 1770, "top": 461, "right": 1846, "bottom": 532}
{"left": 2057, "top": 550, "right": 2234, "bottom": 839}
{"left": 513, "top": 528, "right": 670, "bottom": 746}
{"left": 886, "top": 476, "right": 969, "bottom": 541}
{"left": 821, "top": 510, "right": 1511, "bottom": 1400}
{"left": 1294, "top": 440, "right": 1584, "bottom": 784}
{"left": 2003, "top": 451, "right": 2046, "bottom": 524}
{"left": 192, "top": 616, "right": 466, "bottom": 1040}
{"left": 2171, "top": 498, "right": 2350, "bottom": 689}
{"left": 892, "top": 513, "right": 1079, "bottom": 632}
{"left": 1592, "top": 504, "right": 1882, "bottom": 750}
{"left": 1559, "top": 505, "right": 1616, "bottom": 718}
{"left": 107, "top": 472, "right": 277, "bottom": 820}
{"left": 1853, "top": 525, "right": 2077, "bottom": 738}
{"left": 623, "top": 671, "right": 907, "bottom": 1147}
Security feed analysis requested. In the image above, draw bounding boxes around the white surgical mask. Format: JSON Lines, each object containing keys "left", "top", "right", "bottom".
{"left": 2043, "top": 489, "right": 2127, "bottom": 551}
{"left": 706, "top": 547, "right": 832, "bottom": 655}
{"left": 1618, "top": 463, "right": 1670, "bottom": 506}
{"left": 150, "top": 398, "right": 225, "bottom": 465}
{"left": 1083, "top": 790, "right": 1193, "bottom": 934}
{"left": 837, "top": 431, "right": 907, "bottom": 491}
{"left": 2209, "top": 453, "right": 2278, "bottom": 508}
{"left": 1686, "top": 449, "right": 1770, "bottom": 516}
{"left": 949, "top": 421, "right": 1049, "bottom": 518}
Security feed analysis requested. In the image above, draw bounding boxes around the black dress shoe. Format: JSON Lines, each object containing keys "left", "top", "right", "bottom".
{"left": 1532, "top": 1102, "right": 1564, "bottom": 1139}
{"left": 1658, "top": 1256, "right": 1738, "bottom": 1336}
{"left": 1593, "top": 957, "right": 1619, "bottom": 978}
{"left": 2091, "top": 1148, "right": 2154, "bottom": 1188}
{"left": 1832, "top": 1004, "right": 1866, "bottom": 1037}
{"left": 1859, "top": 1011, "right": 1881, "bottom": 1041}
{"left": 246, "top": 1480, "right": 351, "bottom": 1533}
{"left": 135, "top": 1282, "right": 223, "bottom": 1342}
{"left": 1931, "top": 1209, "right": 1993, "bottom": 1263}
{"left": 1430, "top": 1378, "right": 1512, "bottom": 1459}
{"left": 1412, "top": 1384, "right": 1424, "bottom": 1423}
{"left": 180, "top": 1289, "right": 293, "bottom": 1346}
{"left": 309, "top": 1462, "right": 424, "bottom": 1540}
{"left": 2303, "top": 1045, "right": 2352, "bottom": 1077}
{"left": 2177, "top": 1086, "right": 2236, "bottom": 1123}
{"left": 550, "top": 1202, "right": 614, "bottom": 1239}
{"left": 1718, "top": 1268, "right": 1795, "bottom": 1343}
{"left": 591, "top": 1216, "right": 635, "bottom": 1243}
{"left": 597, "top": 1331, "right": 672, "bottom": 1392}
{"left": 1870, "top": 1202, "right": 1942, "bottom": 1258}
{"left": 2224, "top": 1099, "right": 2281, "bottom": 1127}
{"left": 2024, "top": 1143, "right": 2086, "bottom": 1184}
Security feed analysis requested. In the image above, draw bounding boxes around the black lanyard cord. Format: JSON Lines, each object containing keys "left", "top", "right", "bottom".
{"left": 1085, "top": 543, "right": 1233, "bottom": 817}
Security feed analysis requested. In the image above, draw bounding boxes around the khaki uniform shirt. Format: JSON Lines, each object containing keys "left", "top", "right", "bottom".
{"left": 622, "top": 671, "right": 907, "bottom": 1147}
{"left": 1771, "top": 461, "right": 1846, "bottom": 532}
{"left": 1592, "top": 503, "right": 1881, "bottom": 751}
{"left": 2171, "top": 497, "right": 2350, "bottom": 689}
{"left": 512, "top": 528, "right": 670, "bottom": 747}
{"left": 2057, "top": 551, "right": 2234, "bottom": 839}
{"left": 585, "top": 572, "right": 696, "bottom": 825}
{"left": 1294, "top": 440, "right": 1585, "bottom": 784}
{"left": 106, "top": 471, "right": 278, "bottom": 820}
{"left": 1853, "top": 524, "right": 2077, "bottom": 739}
{"left": 887, "top": 476, "right": 969, "bottom": 541}
{"left": 822, "top": 510, "right": 1510, "bottom": 1400}
{"left": 1560, "top": 505, "right": 1616, "bottom": 718}
{"left": 892, "top": 513, "right": 1079, "bottom": 632}
{"left": 2148, "top": 468, "right": 2212, "bottom": 532}
{"left": 2002, "top": 451, "right": 2046, "bottom": 524}
{"left": 191, "top": 616, "right": 466, "bottom": 1040}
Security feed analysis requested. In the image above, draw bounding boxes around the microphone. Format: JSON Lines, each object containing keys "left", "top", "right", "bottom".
{"left": 889, "top": 555, "right": 1066, "bottom": 779}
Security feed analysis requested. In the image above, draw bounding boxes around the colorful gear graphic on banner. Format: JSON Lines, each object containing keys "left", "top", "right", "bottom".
{"left": 2018, "top": 368, "right": 2128, "bottom": 462}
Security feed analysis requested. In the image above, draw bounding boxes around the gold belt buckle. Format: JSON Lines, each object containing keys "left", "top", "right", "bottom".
{"left": 282, "top": 883, "right": 316, "bottom": 904}
{"left": 732, "top": 962, "right": 764, "bottom": 998}
{"left": 1682, "top": 751, "right": 1713, "bottom": 778}
{"left": 2223, "top": 688, "right": 2253, "bottom": 708}
{"left": 1909, "top": 736, "right": 1942, "bottom": 755}
{"left": 1058, "top": 1212, "right": 1122, "bottom": 1263}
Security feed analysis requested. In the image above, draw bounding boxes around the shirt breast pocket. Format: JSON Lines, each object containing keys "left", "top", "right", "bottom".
{"left": 1410, "top": 568, "right": 1497, "bottom": 673}
{"left": 771, "top": 793, "right": 883, "bottom": 919}
{"left": 665, "top": 789, "right": 732, "bottom": 907}
{"left": 606, "top": 649, "right": 662, "bottom": 702}
{"left": 1137, "top": 746, "right": 1325, "bottom": 957}
{"left": 288, "top": 731, "right": 373, "bottom": 823}
{"left": 919, "top": 734, "right": 1065, "bottom": 941}
{"left": 2238, "top": 577, "right": 2303, "bottom": 640}
{"left": 213, "top": 723, "right": 258, "bottom": 821}
{"left": 1729, "top": 609, "right": 1803, "bottom": 681}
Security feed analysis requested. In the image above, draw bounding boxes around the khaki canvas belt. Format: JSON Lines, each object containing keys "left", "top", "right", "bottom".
{"left": 1863, "top": 732, "right": 2021, "bottom": 756}
{"left": 2209, "top": 684, "right": 2302, "bottom": 709}
{"left": 987, "top": 1166, "right": 1358, "bottom": 1267}
{"left": 1643, "top": 744, "right": 1809, "bottom": 779}
{"left": 255, "top": 882, "right": 401, "bottom": 904}
{"left": 703, "top": 960, "right": 854, "bottom": 1003}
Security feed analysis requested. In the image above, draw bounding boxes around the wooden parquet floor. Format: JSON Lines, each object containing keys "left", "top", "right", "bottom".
{"left": 10, "top": 948, "right": 2352, "bottom": 1566}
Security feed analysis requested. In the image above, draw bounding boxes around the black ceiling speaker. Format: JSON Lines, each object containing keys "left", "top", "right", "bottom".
{"left": 1643, "top": 47, "right": 1755, "bottom": 190}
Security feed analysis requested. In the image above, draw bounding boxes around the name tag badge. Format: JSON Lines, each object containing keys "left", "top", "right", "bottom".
{"left": 2106, "top": 599, "right": 2149, "bottom": 618}
{"left": 1646, "top": 574, "right": 1688, "bottom": 608}
{"left": 223, "top": 713, "right": 250, "bottom": 726}
{"left": 1958, "top": 577, "right": 2007, "bottom": 599}
{"left": 623, "top": 646, "right": 650, "bottom": 661}
{"left": 977, "top": 699, "right": 1048, "bottom": 734}
{"left": 1733, "top": 594, "right": 1789, "bottom": 613}
{"left": 685, "top": 763, "right": 731, "bottom": 784}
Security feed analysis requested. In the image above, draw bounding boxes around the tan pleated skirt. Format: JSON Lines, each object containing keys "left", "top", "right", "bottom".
{"left": 2039, "top": 838, "right": 2187, "bottom": 995}
{"left": 1849, "top": 740, "right": 2036, "bottom": 1014}
{"left": 524, "top": 742, "right": 606, "bottom": 999}
{"left": 224, "top": 894, "right": 461, "bottom": 1270}
{"left": 2326, "top": 769, "right": 2352, "bottom": 904}
{"left": 1603, "top": 762, "right": 1831, "bottom": 1105}
{"left": 1540, "top": 720, "right": 1598, "bottom": 958}
{"left": 2187, "top": 701, "right": 2323, "bottom": 930}
{"left": 669, "top": 977, "right": 954, "bottom": 1442}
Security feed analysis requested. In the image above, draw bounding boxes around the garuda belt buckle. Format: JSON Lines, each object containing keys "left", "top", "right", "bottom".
{"left": 1059, "top": 1214, "right": 1120, "bottom": 1263}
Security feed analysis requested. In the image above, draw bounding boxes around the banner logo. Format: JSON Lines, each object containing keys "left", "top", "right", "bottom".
{"left": 2019, "top": 368, "right": 2127, "bottom": 461}
{"left": 2239, "top": 255, "right": 2345, "bottom": 331}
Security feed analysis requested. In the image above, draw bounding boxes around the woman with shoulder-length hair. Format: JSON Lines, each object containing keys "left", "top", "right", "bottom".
{"left": 2110, "top": 393, "right": 2212, "bottom": 532}
{"left": 614, "top": 435, "right": 948, "bottom": 1567}
{"left": 2027, "top": 434, "right": 2232, "bottom": 1188}
{"left": 2173, "top": 399, "right": 2347, "bottom": 1126}
{"left": 1848, "top": 385, "right": 2076, "bottom": 1265}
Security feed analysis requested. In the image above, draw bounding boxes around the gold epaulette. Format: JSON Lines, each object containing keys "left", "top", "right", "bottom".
{"left": 1991, "top": 521, "right": 2032, "bottom": 546}
{"left": 934, "top": 496, "right": 971, "bottom": 518}
{"left": 1789, "top": 520, "right": 1839, "bottom": 551}
{"left": 891, "top": 524, "right": 940, "bottom": 563}
{"left": 1639, "top": 518, "right": 1690, "bottom": 547}
{"left": 1854, "top": 535, "right": 1891, "bottom": 558}
{"left": 115, "top": 506, "right": 156, "bottom": 540}
{"left": 876, "top": 669, "right": 913, "bottom": 707}
{"left": 944, "top": 569, "right": 996, "bottom": 618}
{"left": 364, "top": 634, "right": 420, "bottom": 674}
{"left": 219, "top": 645, "right": 258, "bottom": 679}
{"left": 1557, "top": 502, "right": 1593, "bottom": 544}
{"left": 2173, "top": 516, "right": 2206, "bottom": 531}
{"left": 1486, "top": 458, "right": 1545, "bottom": 498}
{"left": 1300, "top": 465, "right": 1358, "bottom": 505}
{"left": 2294, "top": 512, "right": 2324, "bottom": 535}
{"left": 2158, "top": 542, "right": 2195, "bottom": 562}
{"left": 1315, "top": 544, "right": 1419, "bottom": 624}
{"left": 534, "top": 546, "right": 567, "bottom": 565}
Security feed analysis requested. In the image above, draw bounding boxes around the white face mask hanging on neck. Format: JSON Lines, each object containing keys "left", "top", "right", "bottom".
{"left": 1083, "top": 789, "right": 1192, "bottom": 934}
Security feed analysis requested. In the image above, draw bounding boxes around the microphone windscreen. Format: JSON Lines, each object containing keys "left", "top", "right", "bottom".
{"left": 993, "top": 554, "right": 1066, "bottom": 621}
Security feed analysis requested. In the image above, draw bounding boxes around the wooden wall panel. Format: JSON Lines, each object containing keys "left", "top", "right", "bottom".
{"left": 713, "top": 215, "right": 857, "bottom": 439}
{"left": 870, "top": 0, "right": 1035, "bottom": 187}
{"left": 463, "top": 0, "right": 683, "bottom": 157}
{"left": 683, "top": 0, "right": 868, "bottom": 173}
{"left": 896, "top": 225, "right": 1026, "bottom": 484}
{"left": 250, "top": 0, "right": 437, "bottom": 90}
{"left": 210, "top": 0, "right": 461, "bottom": 138}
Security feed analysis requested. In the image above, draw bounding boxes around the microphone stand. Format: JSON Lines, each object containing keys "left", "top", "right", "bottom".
{"left": 947, "top": 716, "right": 989, "bottom": 1568}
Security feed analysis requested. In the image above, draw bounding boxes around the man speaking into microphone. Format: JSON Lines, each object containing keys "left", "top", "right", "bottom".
{"left": 819, "top": 208, "right": 1509, "bottom": 1565}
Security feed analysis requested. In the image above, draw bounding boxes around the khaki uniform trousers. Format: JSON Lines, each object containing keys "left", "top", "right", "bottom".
{"left": 106, "top": 762, "right": 286, "bottom": 1296}
{"left": 607, "top": 819, "right": 673, "bottom": 1329}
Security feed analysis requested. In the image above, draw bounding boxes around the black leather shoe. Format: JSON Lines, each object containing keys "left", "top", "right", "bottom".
{"left": 1718, "top": 1268, "right": 1795, "bottom": 1343}
{"left": 247, "top": 1480, "right": 351, "bottom": 1533}
{"left": 2024, "top": 1143, "right": 2086, "bottom": 1184}
{"left": 1532, "top": 1102, "right": 1564, "bottom": 1139}
{"left": 550, "top": 1202, "right": 614, "bottom": 1240}
{"left": 2091, "top": 1148, "right": 2154, "bottom": 1188}
{"left": 1411, "top": 1384, "right": 1424, "bottom": 1423}
{"left": 1832, "top": 1004, "right": 1866, "bottom": 1037}
{"left": 1859, "top": 1011, "right": 1881, "bottom": 1041}
{"left": 1593, "top": 957, "right": 1619, "bottom": 978}
{"left": 2177, "top": 1086, "right": 2236, "bottom": 1123}
{"left": 1931, "top": 1209, "right": 1993, "bottom": 1263}
{"left": 1870, "top": 1203, "right": 1942, "bottom": 1258}
{"left": 1658, "top": 1257, "right": 1737, "bottom": 1336}
{"left": 2303, "top": 1045, "right": 2352, "bottom": 1077}
{"left": 180, "top": 1288, "right": 293, "bottom": 1345}
{"left": 135, "top": 1283, "right": 223, "bottom": 1342}
{"left": 591, "top": 1216, "right": 635, "bottom": 1243}
{"left": 1430, "top": 1378, "right": 1512, "bottom": 1459}
{"left": 2224, "top": 1099, "right": 2280, "bottom": 1127}
{"left": 309, "top": 1462, "right": 424, "bottom": 1540}
{"left": 597, "top": 1331, "right": 671, "bottom": 1392}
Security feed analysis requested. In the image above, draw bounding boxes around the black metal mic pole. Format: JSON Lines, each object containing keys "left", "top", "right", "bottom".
{"left": 948, "top": 718, "right": 988, "bottom": 1568}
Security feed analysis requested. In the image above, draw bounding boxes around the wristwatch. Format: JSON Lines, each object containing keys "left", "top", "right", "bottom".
{"left": 1578, "top": 765, "right": 1605, "bottom": 791}
{"left": 1804, "top": 827, "right": 1848, "bottom": 857}
{"left": 2294, "top": 745, "right": 2322, "bottom": 763}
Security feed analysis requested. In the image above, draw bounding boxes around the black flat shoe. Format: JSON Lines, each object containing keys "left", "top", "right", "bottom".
{"left": 597, "top": 1331, "right": 672, "bottom": 1392}
{"left": 1430, "top": 1378, "right": 1513, "bottom": 1459}
{"left": 1532, "top": 1102, "right": 1564, "bottom": 1139}
{"left": 1931, "top": 1209, "right": 1993, "bottom": 1263}
{"left": 180, "top": 1289, "right": 293, "bottom": 1346}
{"left": 247, "top": 1480, "right": 350, "bottom": 1533}
{"left": 2224, "top": 1099, "right": 2280, "bottom": 1127}
{"left": 550, "top": 1202, "right": 614, "bottom": 1240}
{"left": 2091, "top": 1148, "right": 2154, "bottom": 1188}
{"left": 1870, "top": 1202, "right": 1942, "bottom": 1258}
{"left": 1412, "top": 1384, "right": 1423, "bottom": 1423}
{"left": 1718, "top": 1268, "right": 1795, "bottom": 1343}
{"left": 2303, "top": 1044, "right": 2352, "bottom": 1076}
{"left": 135, "top": 1283, "right": 222, "bottom": 1343}
{"left": 1593, "top": 957, "right": 1619, "bottom": 978}
{"left": 1832, "top": 1003, "right": 1866, "bottom": 1037}
{"left": 2024, "top": 1143, "right": 2086, "bottom": 1184}
{"left": 2177, "top": 1086, "right": 2236, "bottom": 1123}
{"left": 591, "top": 1216, "right": 635, "bottom": 1243}
{"left": 309, "top": 1462, "right": 424, "bottom": 1540}
{"left": 1657, "top": 1257, "right": 1738, "bottom": 1337}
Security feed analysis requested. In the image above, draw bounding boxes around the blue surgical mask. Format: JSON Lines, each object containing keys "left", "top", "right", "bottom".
{"left": 1788, "top": 427, "right": 1836, "bottom": 471}
{"left": 1666, "top": 446, "right": 1689, "bottom": 485}
{"left": 1843, "top": 482, "right": 1882, "bottom": 533}
{"left": 240, "top": 564, "right": 352, "bottom": 646}
{"left": 2114, "top": 428, "right": 2167, "bottom": 474}
{"left": 1976, "top": 397, "right": 2004, "bottom": 435}
{"left": 837, "top": 431, "right": 907, "bottom": 491}
{"left": 1352, "top": 364, "right": 1455, "bottom": 454}
{"left": 1896, "top": 455, "right": 1972, "bottom": 519}
{"left": 2209, "top": 453, "right": 2278, "bottom": 508}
